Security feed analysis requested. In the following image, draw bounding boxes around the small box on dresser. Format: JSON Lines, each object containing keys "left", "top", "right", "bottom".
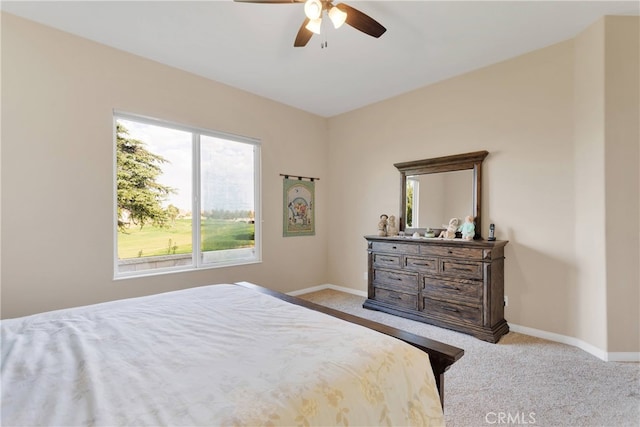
{"left": 364, "top": 236, "right": 509, "bottom": 343}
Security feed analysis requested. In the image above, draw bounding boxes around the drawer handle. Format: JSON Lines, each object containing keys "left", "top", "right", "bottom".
{"left": 448, "top": 250, "right": 453, "bottom": 254}
{"left": 414, "top": 262, "right": 430, "bottom": 266}
{"left": 391, "top": 276, "right": 403, "bottom": 281}
{"left": 381, "top": 258, "right": 395, "bottom": 262}
{"left": 392, "top": 246, "right": 397, "bottom": 250}
{"left": 443, "top": 265, "right": 474, "bottom": 272}
{"left": 440, "top": 306, "right": 459, "bottom": 312}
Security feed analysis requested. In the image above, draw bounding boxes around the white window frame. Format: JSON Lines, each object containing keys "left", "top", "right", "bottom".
{"left": 407, "top": 177, "right": 419, "bottom": 228}
{"left": 113, "top": 111, "right": 262, "bottom": 279}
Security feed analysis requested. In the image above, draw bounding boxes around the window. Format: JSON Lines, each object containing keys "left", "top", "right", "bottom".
{"left": 406, "top": 177, "right": 419, "bottom": 228}
{"left": 114, "top": 112, "right": 261, "bottom": 277}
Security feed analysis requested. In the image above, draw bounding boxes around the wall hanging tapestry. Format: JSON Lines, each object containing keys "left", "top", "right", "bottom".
{"left": 282, "top": 175, "right": 317, "bottom": 237}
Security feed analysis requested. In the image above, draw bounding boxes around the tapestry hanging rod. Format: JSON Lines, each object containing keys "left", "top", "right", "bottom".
{"left": 279, "top": 173, "right": 320, "bottom": 182}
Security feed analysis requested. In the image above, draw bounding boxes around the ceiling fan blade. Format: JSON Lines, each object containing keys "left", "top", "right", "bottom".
{"left": 233, "top": 0, "right": 303, "bottom": 3}
{"left": 294, "top": 18, "right": 313, "bottom": 47}
{"left": 336, "top": 3, "right": 386, "bottom": 38}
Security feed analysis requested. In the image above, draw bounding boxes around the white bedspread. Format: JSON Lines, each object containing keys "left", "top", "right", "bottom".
{"left": 1, "top": 284, "right": 444, "bottom": 426}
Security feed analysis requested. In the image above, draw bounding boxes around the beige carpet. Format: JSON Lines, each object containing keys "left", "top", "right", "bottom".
{"left": 299, "top": 289, "right": 640, "bottom": 427}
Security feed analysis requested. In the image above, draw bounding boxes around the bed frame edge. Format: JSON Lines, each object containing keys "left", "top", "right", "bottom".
{"left": 234, "top": 281, "right": 464, "bottom": 408}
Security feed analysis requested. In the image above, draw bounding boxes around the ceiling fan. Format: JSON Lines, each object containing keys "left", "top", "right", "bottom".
{"left": 234, "top": 0, "right": 386, "bottom": 47}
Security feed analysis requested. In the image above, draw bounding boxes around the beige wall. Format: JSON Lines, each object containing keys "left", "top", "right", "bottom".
{"left": 571, "top": 16, "right": 640, "bottom": 354}
{"left": 573, "top": 18, "right": 608, "bottom": 351}
{"left": 2, "top": 13, "right": 638, "bottom": 354}
{"left": 328, "top": 38, "right": 578, "bottom": 337}
{"left": 1, "top": 13, "right": 329, "bottom": 318}
{"left": 603, "top": 16, "right": 639, "bottom": 352}
{"left": 327, "top": 17, "right": 639, "bottom": 353}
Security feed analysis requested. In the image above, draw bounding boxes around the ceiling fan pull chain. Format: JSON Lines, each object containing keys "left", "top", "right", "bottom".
{"left": 321, "top": 12, "right": 327, "bottom": 49}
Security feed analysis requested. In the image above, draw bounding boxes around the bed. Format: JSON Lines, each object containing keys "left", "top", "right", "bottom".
{"left": 1, "top": 282, "right": 463, "bottom": 426}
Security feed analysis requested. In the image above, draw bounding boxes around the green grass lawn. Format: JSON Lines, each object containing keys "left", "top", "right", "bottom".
{"left": 118, "top": 218, "right": 254, "bottom": 259}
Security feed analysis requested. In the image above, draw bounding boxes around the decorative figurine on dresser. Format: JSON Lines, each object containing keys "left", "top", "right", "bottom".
{"left": 459, "top": 216, "right": 476, "bottom": 241}
{"left": 364, "top": 151, "right": 509, "bottom": 343}
{"left": 438, "top": 217, "right": 460, "bottom": 239}
{"left": 386, "top": 215, "right": 399, "bottom": 237}
{"left": 377, "top": 214, "right": 388, "bottom": 236}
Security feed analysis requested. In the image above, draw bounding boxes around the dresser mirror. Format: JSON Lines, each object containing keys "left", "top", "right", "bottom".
{"left": 395, "top": 150, "right": 488, "bottom": 239}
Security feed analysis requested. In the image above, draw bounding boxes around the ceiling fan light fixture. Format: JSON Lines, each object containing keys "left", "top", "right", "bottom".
{"left": 304, "top": 0, "right": 322, "bottom": 20}
{"left": 328, "top": 6, "right": 347, "bottom": 29}
{"left": 305, "top": 17, "right": 322, "bottom": 35}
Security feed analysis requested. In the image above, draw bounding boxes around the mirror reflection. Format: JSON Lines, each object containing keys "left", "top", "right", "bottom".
{"left": 395, "top": 150, "right": 487, "bottom": 239}
{"left": 405, "top": 169, "right": 473, "bottom": 229}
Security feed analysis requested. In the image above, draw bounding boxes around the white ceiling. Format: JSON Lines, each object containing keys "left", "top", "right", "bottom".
{"left": 2, "top": 0, "right": 638, "bottom": 117}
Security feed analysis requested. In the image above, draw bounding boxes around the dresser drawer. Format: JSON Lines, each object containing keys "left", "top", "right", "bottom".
{"left": 372, "top": 269, "right": 418, "bottom": 294}
{"left": 423, "top": 298, "right": 482, "bottom": 325}
{"left": 421, "top": 245, "right": 484, "bottom": 260}
{"left": 404, "top": 256, "right": 438, "bottom": 273}
{"left": 373, "top": 253, "right": 401, "bottom": 268}
{"left": 374, "top": 288, "right": 418, "bottom": 310}
{"left": 371, "top": 241, "right": 420, "bottom": 255}
{"left": 440, "top": 259, "right": 483, "bottom": 279}
{"left": 422, "top": 277, "right": 482, "bottom": 304}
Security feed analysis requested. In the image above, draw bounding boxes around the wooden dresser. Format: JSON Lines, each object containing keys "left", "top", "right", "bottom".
{"left": 364, "top": 236, "right": 509, "bottom": 343}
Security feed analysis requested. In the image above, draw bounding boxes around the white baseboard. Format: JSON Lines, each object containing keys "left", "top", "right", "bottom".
{"left": 288, "top": 284, "right": 639, "bottom": 363}
{"left": 509, "top": 323, "right": 640, "bottom": 362}
{"left": 606, "top": 352, "right": 640, "bottom": 362}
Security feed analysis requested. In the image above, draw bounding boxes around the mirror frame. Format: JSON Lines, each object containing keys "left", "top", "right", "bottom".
{"left": 395, "top": 150, "right": 489, "bottom": 239}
